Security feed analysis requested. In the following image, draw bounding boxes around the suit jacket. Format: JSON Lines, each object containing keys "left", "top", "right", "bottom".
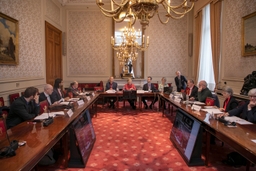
{"left": 174, "top": 75, "right": 187, "bottom": 92}
{"left": 223, "top": 96, "right": 238, "bottom": 112}
{"left": 50, "top": 88, "right": 64, "bottom": 103}
{"left": 105, "top": 82, "right": 118, "bottom": 91}
{"left": 6, "top": 97, "right": 40, "bottom": 129}
{"left": 229, "top": 101, "right": 256, "bottom": 123}
{"left": 67, "top": 86, "right": 79, "bottom": 97}
{"left": 39, "top": 92, "right": 52, "bottom": 105}
{"left": 198, "top": 88, "right": 212, "bottom": 102}
{"left": 142, "top": 83, "right": 157, "bottom": 92}
{"left": 189, "top": 86, "right": 198, "bottom": 100}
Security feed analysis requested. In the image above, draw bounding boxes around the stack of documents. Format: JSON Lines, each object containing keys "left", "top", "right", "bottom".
{"left": 34, "top": 111, "right": 65, "bottom": 120}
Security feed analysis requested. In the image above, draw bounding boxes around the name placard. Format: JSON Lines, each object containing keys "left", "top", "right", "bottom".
{"left": 86, "top": 96, "right": 91, "bottom": 101}
{"left": 169, "top": 94, "right": 174, "bottom": 99}
{"left": 191, "top": 104, "right": 201, "bottom": 111}
{"left": 174, "top": 98, "right": 181, "bottom": 103}
{"left": 67, "top": 109, "right": 74, "bottom": 117}
{"left": 92, "top": 92, "right": 95, "bottom": 96}
{"left": 77, "top": 100, "right": 84, "bottom": 106}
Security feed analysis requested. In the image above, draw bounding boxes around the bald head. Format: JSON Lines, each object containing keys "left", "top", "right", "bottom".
{"left": 44, "top": 84, "right": 53, "bottom": 95}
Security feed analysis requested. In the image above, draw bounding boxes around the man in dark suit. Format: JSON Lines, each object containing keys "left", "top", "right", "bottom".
{"left": 174, "top": 71, "right": 187, "bottom": 92}
{"left": 187, "top": 79, "right": 198, "bottom": 101}
{"left": 67, "top": 81, "right": 80, "bottom": 97}
{"left": 142, "top": 76, "right": 157, "bottom": 109}
{"left": 6, "top": 87, "right": 40, "bottom": 129}
{"left": 105, "top": 76, "right": 118, "bottom": 109}
{"left": 39, "top": 84, "right": 59, "bottom": 106}
{"left": 198, "top": 80, "right": 212, "bottom": 102}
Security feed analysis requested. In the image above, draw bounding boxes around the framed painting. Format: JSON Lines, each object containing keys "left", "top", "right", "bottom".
{"left": 0, "top": 12, "right": 19, "bottom": 65}
{"left": 242, "top": 11, "right": 256, "bottom": 56}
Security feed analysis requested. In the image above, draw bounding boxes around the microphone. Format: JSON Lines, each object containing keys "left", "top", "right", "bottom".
{"left": 43, "top": 109, "right": 53, "bottom": 127}
{"left": 0, "top": 115, "right": 17, "bottom": 158}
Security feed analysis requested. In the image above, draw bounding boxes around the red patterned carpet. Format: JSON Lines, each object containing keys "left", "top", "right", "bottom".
{"left": 39, "top": 103, "right": 256, "bottom": 171}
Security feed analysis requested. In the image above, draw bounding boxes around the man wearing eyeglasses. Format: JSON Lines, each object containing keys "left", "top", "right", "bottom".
{"left": 218, "top": 88, "right": 256, "bottom": 123}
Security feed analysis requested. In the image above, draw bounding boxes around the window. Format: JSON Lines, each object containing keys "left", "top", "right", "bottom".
{"left": 198, "top": 4, "right": 215, "bottom": 91}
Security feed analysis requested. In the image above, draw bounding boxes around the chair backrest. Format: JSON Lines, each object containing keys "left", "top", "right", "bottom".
{"left": 39, "top": 100, "right": 49, "bottom": 114}
{"left": 0, "top": 118, "right": 6, "bottom": 141}
{"left": 212, "top": 93, "right": 220, "bottom": 107}
{"left": 205, "top": 97, "right": 215, "bottom": 106}
{"left": 123, "top": 90, "right": 137, "bottom": 100}
{"left": 94, "top": 86, "right": 104, "bottom": 92}
{"left": 9, "top": 93, "right": 20, "bottom": 105}
{"left": 0, "top": 97, "right": 4, "bottom": 107}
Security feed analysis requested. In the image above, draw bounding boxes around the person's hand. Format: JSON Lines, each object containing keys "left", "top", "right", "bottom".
{"left": 248, "top": 101, "right": 256, "bottom": 110}
{"left": 189, "top": 97, "right": 195, "bottom": 101}
{"left": 219, "top": 108, "right": 225, "bottom": 112}
{"left": 52, "top": 101, "right": 60, "bottom": 105}
{"left": 34, "top": 95, "right": 39, "bottom": 104}
{"left": 64, "top": 97, "right": 70, "bottom": 101}
{"left": 217, "top": 112, "right": 229, "bottom": 118}
{"left": 198, "top": 86, "right": 202, "bottom": 92}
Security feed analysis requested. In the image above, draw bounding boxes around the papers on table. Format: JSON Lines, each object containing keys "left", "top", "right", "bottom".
{"left": 60, "top": 101, "right": 73, "bottom": 105}
{"left": 201, "top": 108, "right": 223, "bottom": 114}
{"left": 191, "top": 101, "right": 205, "bottom": 105}
{"left": 34, "top": 111, "right": 65, "bottom": 120}
{"left": 251, "top": 140, "right": 256, "bottom": 143}
{"left": 79, "top": 92, "right": 88, "bottom": 96}
{"left": 106, "top": 90, "right": 116, "bottom": 93}
{"left": 69, "top": 98, "right": 80, "bottom": 101}
{"left": 225, "top": 116, "right": 253, "bottom": 125}
{"left": 137, "top": 90, "right": 145, "bottom": 93}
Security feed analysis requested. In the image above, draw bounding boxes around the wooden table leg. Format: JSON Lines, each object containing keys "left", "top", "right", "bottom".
{"left": 205, "top": 131, "right": 211, "bottom": 166}
{"left": 61, "top": 131, "right": 69, "bottom": 169}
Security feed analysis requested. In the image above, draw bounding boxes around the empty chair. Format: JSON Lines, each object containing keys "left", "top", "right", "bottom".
{"left": 0, "top": 97, "right": 9, "bottom": 116}
{"left": 9, "top": 93, "right": 20, "bottom": 105}
{"left": 39, "top": 100, "right": 49, "bottom": 114}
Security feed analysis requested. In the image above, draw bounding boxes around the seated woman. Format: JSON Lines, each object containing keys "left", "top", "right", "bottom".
{"left": 219, "top": 88, "right": 256, "bottom": 123}
{"left": 123, "top": 78, "right": 136, "bottom": 109}
{"left": 50, "top": 78, "right": 66, "bottom": 103}
{"left": 158, "top": 77, "right": 169, "bottom": 92}
{"left": 219, "top": 86, "right": 238, "bottom": 112}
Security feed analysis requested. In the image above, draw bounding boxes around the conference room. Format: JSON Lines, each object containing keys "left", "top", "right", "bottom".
{"left": 0, "top": 0, "right": 256, "bottom": 170}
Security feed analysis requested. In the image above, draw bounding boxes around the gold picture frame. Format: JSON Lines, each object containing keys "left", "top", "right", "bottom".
{"left": 0, "top": 12, "right": 19, "bottom": 65}
{"left": 242, "top": 11, "right": 256, "bottom": 56}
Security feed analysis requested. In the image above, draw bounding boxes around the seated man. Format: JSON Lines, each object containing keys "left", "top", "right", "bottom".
{"left": 219, "top": 88, "right": 256, "bottom": 123}
{"left": 142, "top": 76, "right": 157, "bottom": 109}
{"left": 67, "top": 81, "right": 80, "bottom": 97}
{"left": 123, "top": 78, "right": 136, "bottom": 110}
{"left": 187, "top": 79, "right": 198, "bottom": 101}
{"left": 39, "top": 84, "right": 59, "bottom": 106}
{"left": 198, "top": 80, "right": 212, "bottom": 102}
{"left": 6, "top": 87, "right": 40, "bottom": 129}
{"left": 105, "top": 76, "right": 118, "bottom": 109}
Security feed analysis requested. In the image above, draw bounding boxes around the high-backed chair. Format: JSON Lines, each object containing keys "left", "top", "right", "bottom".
{"left": 123, "top": 90, "right": 137, "bottom": 108}
{"left": 0, "top": 97, "right": 9, "bottom": 116}
{"left": 39, "top": 100, "right": 49, "bottom": 114}
{"left": 9, "top": 93, "right": 20, "bottom": 105}
{"left": 212, "top": 93, "right": 220, "bottom": 107}
{"left": 205, "top": 97, "right": 215, "bottom": 106}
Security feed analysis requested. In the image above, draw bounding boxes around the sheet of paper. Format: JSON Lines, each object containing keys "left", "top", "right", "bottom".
{"left": 60, "top": 101, "right": 71, "bottom": 105}
{"left": 251, "top": 140, "right": 256, "bottom": 143}
{"left": 106, "top": 90, "right": 116, "bottom": 93}
{"left": 34, "top": 113, "right": 55, "bottom": 120}
{"left": 201, "top": 108, "right": 223, "bottom": 114}
{"left": 52, "top": 111, "right": 65, "bottom": 115}
{"left": 69, "top": 98, "right": 80, "bottom": 101}
{"left": 225, "top": 116, "right": 253, "bottom": 125}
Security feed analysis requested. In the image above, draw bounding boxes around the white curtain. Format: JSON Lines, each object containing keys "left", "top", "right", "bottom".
{"left": 198, "top": 4, "right": 216, "bottom": 91}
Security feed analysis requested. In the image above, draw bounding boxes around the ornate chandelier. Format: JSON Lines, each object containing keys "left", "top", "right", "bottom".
{"left": 111, "top": 22, "right": 149, "bottom": 66}
{"left": 96, "top": 0, "right": 197, "bottom": 29}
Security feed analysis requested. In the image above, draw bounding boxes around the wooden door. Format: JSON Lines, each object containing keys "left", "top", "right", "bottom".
{"left": 45, "top": 21, "right": 62, "bottom": 86}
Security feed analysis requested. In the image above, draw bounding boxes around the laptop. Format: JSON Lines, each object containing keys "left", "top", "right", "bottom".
{"left": 164, "top": 86, "right": 173, "bottom": 94}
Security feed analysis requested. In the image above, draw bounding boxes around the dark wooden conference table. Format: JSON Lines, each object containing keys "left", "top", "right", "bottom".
{"left": 1, "top": 92, "right": 256, "bottom": 171}
{"left": 160, "top": 93, "right": 256, "bottom": 170}
{"left": 0, "top": 94, "right": 99, "bottom": 171}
